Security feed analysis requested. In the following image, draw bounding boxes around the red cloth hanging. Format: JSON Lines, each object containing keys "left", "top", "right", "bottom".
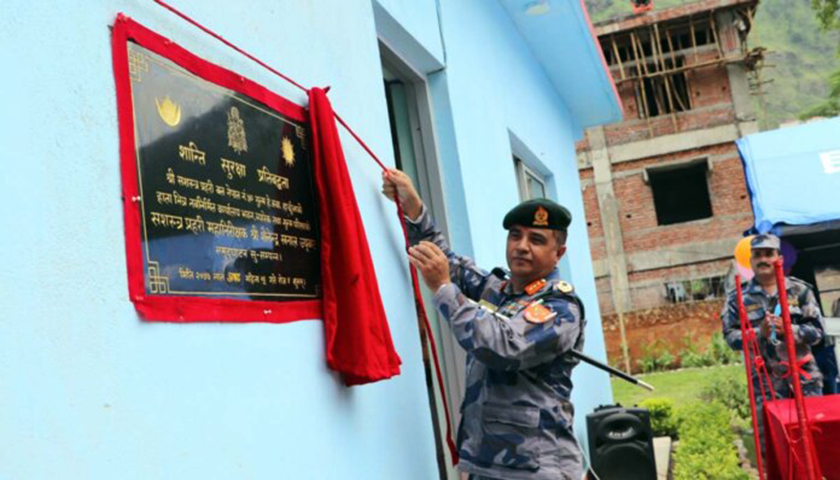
{"left": 764, "top": 396, "right": 840, "bottom": 480}
{"left": 308, "top": 87, "right": 402, "bottom": 386}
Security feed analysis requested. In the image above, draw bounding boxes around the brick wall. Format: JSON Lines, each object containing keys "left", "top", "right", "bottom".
{"left": 601, "top": 299, "right": 726, "bottom": 373}
{"left": 577, "top": 11, "right": 756, "bottom": 330}
{"left": 602, "top": 57, "right": 737, "bottom": 145}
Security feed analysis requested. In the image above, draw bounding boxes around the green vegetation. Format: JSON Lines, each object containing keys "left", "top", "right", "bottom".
{"left": 680, "top": 334, "right": 717, "bottom": 368}
{"left": 612, "top": 363, "right": 744, "bottom": 408}
{"left": 637, "top": 339, "right": 677, "bottom": 373}
{"left": 802, "top": 0, "right": 840, "bottom": 118}
{"left": 613, "top": 365, "right": 752, "bottom": 478}
{"left": 700, "top": 370, "right": 751, "bottom": 428}
{"left": 636, "top": 332, "right": 740, "bottom": 373}
{"left": 812, "top": 0, "right": 840, "bottom": 39}
{"left": 584, "top": 0, "right": 840, "bottom": 128}
{"left": 640, "top": 397, "right": 680, "bottom": 437}
{"left": 673, "top": 402, "right": 750, "bottom": 480}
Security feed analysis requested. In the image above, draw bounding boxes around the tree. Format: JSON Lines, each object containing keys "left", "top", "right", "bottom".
{"left": 799, "top": 68, "right": 840, "bottom": 119}
{"left": 812, "top": 0, "right": 840, "bottom": 33}
{"left": 801, "top": 0, "right": 840, "bottom": 119}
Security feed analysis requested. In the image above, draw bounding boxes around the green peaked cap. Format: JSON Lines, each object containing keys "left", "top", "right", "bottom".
{"left": 502, "top": 198, "right": 571, "bottom": 231}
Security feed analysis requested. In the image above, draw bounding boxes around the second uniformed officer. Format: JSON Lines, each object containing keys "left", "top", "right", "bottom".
{"left": 721, "top": 234, "right": 825, "bottom": 399}
{"left": 383, "top": 169, "right": 586, "bottom": 480}
{"left": 721, "top": 234, "right": 825, "bottom": 453}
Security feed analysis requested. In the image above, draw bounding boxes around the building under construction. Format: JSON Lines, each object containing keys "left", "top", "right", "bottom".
{"left": 576, "top": 0, "right": 766, "bottom": 369}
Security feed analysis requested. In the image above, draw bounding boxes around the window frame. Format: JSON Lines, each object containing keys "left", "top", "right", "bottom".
{"left": 514, "top": 156, "right": 548, "bottom": 200}
{"left": 644, "top": 158, "right": 714, "bottom": 226}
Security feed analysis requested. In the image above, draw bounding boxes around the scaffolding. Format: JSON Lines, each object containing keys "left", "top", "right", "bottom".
{"left": 599, "top": 3, "right": 766, "bottom": 134}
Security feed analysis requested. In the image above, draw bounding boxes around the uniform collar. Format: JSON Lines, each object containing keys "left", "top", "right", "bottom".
{"left": 747, "top": 276, "right": 792, "bottom": 296}
{"left": 504, "top": 267, "right": 561, "bottom": 296}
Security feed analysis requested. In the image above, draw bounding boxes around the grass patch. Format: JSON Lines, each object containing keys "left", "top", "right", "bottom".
{"left": 612, "top": 364, "right": 744, "bottom": 408}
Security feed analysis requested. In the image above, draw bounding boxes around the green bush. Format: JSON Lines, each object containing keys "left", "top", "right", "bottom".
{"left": 640, "top": 398, "right": 679, "bottom": 438}
{"left": 657, "top": 350, "right": 675, "bottom": 370}
{"left": 699, "top": 372, "right": 751, "bottom": 426}
{"left": 677, "top": 333, "right": 741, "bottom": 369}
{"left": 679, "top": 335, "right": 716, "bottom": 368}
{"left": 673, "top": 402, "right": 749, "bottom": 480}
{"left": 637, "top": 340, "right": 676, "bottom": 373}
{"left": 710, "top": 331, "right": 740, "bottom": 366}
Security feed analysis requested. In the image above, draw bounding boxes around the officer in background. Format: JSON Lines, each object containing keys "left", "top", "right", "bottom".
{"left": 721, "top": 234, "right": 825, "bottom": 448}
{"left": 383, "top": 169, "right": 586, "bottom": 480}
{"left": 722, "top": 234, "right": 825, "bottom": 398}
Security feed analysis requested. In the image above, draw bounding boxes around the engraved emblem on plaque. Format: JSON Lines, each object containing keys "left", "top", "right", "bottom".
{"left": 227, "top": 106, "right": 248, "bottom": 154}
{"left": 155, "top": 96, "right": 182, "bottom": 127}
{"left": 282, "top": 136, "right": 296, "bottom": 167}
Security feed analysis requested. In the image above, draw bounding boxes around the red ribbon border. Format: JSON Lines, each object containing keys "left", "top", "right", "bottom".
{"left": 113, "top": 14, "right": 321, "bottom": 324}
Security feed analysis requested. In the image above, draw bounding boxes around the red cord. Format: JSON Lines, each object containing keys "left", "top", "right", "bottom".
{"left": 735, "top": 276, "right": 766, "bottom": 479}
{"left": 394, "top": 202, "right": 460, "bottom": 464}
{"left": 774, "top": 260, "right": 821, "bottom": 480}
{"left": 149, "top": 0, "right": 459, "bottom": 465}
{"left": 152, "top": 0, "right": 310, "bottom": 93}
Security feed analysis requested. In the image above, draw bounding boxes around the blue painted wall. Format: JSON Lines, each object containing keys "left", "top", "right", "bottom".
{"left": 0, "top": 0, "right": 614, "bottom": 477}
{"left": 0, "top": 2, "right": 436, "bottom": 479}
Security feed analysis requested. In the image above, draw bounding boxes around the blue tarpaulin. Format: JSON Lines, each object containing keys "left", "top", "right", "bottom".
{"left": 737, "top": 116, "right": 840, "bottom": 233}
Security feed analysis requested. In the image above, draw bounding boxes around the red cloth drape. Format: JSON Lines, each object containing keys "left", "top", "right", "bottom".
{"left": 765, "top": 396, "right": 840, "bottom": 479}
{"left": 309, "top": 87, "right": 402, "bottom": 386}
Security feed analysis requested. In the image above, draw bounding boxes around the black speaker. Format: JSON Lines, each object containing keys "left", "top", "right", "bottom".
{"left": 586, "top": 405, "right": 657, "bottom": 480}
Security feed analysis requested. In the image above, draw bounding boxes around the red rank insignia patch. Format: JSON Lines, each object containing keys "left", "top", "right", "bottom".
{"left": 524, "top": 302, "right": 556, "bottom": 324}
{"left": 524, "top": 279, "right": 547, "bottom": 295}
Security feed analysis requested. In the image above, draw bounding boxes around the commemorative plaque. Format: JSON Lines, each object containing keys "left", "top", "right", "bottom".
{"left": 126, "top": 42, "right": 319, "bottom": 301}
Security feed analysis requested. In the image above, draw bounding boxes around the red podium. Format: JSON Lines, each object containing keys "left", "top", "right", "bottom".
{"left": 764, "top": 395, "right": 840, "bottom": 480}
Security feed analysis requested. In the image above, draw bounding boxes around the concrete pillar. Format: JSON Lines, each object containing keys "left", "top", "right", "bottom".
{"left": 716, "top": 10, "right": 759, "bottom": 136}
{"left": 587, "top": 126, "right": 633, "bottom": 372}
{"left": 587, "top": 127, "right": 632, "bottom": 313}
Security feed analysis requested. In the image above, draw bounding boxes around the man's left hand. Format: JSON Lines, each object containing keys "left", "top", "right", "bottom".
{"left": 408, "top": 241, "right": 450, "bottom": 291}
{"left": 763, "top": 314, "right": 785, "bottom": 339}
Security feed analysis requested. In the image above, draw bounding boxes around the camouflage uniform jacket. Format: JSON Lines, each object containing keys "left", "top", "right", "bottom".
{"left": 408, "top": 207, "right": 586, "bottom": 480}
{"left": 721, "top": 276, "right": 825, "bottom": 395}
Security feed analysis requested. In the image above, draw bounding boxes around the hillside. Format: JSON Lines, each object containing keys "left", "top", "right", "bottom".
{"left": 585, "top": 0, "right": 840, "bottom": 128}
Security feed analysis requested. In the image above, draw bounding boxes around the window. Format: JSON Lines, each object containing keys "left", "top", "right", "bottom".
{"left": 514, "top": 156, "right": 547, "bottom": 200}
{"left": 647, "top": 160, "right": 712, "bottom": 225}
{"left": 665, "top": 275, "right": 726, "bottom": 303}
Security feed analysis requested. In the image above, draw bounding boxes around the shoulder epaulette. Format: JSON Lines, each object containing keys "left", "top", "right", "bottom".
{"left": 553, "top": 280, "right": 574, "bottom": 294}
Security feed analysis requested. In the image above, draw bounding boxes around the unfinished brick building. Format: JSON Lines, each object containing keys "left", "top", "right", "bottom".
{"left": 576, "top": 0, "right": 765, "bottom": 370}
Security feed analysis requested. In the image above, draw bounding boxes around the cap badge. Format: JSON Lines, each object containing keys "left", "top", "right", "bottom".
{"left": 534, "top": 206, "right": 549, "bottom": 227}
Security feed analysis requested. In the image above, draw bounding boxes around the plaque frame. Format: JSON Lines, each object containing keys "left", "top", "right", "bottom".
{"left": 113, "top": 14, "right": 322, "bottom": 323}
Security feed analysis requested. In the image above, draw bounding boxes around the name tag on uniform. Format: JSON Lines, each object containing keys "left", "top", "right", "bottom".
{"left": 478, "top": 300, "right": 499, "bottom": 313}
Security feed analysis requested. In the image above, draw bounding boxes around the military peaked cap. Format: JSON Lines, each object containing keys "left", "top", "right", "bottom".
{"left": 502, "top": 198, "right": 571, "bottom": 231}
{"left": 751, "top": 233, "right": 781, "bottom": 251}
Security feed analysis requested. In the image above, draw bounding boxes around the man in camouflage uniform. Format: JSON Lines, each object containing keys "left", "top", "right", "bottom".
{"left": 721, "top": 234, "right": 825, "bottom": 447}
{"left": 383, "top": 169, "right": 586, "bottom": 480}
